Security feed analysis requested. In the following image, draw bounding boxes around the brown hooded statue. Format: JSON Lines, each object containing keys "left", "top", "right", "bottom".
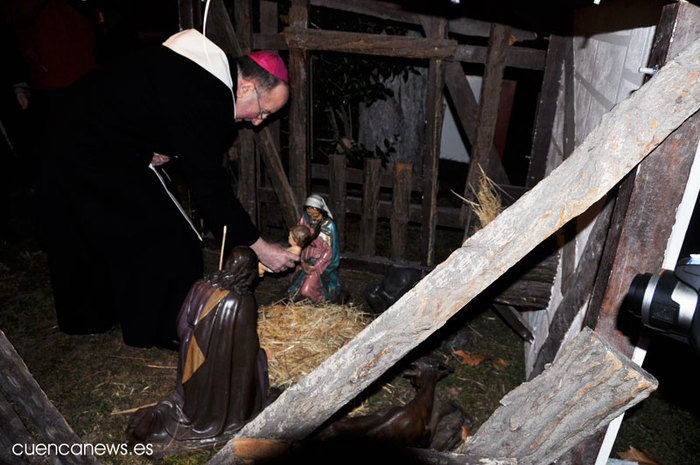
{"left": 127, "top": 246, "right": 268, "bottom": 445}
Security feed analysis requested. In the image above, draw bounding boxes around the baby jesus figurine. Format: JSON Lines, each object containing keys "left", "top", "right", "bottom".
{"left": 258, "top": 225, "right": 312, "bottom": 277}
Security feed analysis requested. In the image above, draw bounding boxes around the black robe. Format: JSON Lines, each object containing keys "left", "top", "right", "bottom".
{"left": 40, "top": 45, "right": 258, "bottom": 347}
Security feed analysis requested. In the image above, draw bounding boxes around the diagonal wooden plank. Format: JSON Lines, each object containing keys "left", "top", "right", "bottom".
{"left": 0, "top": 330, "right": 100, "bottom": 465}
{"left": 206, "top": 39, "right": 699, "bottom": 458}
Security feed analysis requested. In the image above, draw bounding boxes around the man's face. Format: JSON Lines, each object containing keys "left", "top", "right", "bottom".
{"left": 235, "top": 80, "right": 289, "bottom": 126}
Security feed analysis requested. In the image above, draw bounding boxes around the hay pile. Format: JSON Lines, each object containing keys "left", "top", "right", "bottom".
{"left": 453, "top": 165, "right": 505, "bottom": 231}
{"left": 258, "top": 300, "right": 372, "bottom": 388}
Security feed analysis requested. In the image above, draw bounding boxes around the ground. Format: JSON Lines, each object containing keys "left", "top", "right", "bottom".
{"left": 1, "top": 223, "right": 698, "bottom": 464}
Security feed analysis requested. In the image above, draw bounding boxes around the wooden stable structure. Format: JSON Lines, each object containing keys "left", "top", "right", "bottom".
{"left": 189, "top": 0, "right": 551, "bottom": 268}
{"left": 1, "top": 1, "right": 698, "bottom": 465}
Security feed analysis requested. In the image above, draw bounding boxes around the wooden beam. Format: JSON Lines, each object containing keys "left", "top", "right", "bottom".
{"left": 526, "top": 34, "right": 568, "bottom": 188}
{"left": 257, "top": 0, "right": 282, "bottom": 227}
{"left": 261, "top": 29, "right": 545, "bottom": 69}
{"left": 460, "top": 23, "right": 511, "bottom": 239}
{"left": 284, "top": 28, "right": 457, "bottom": 60}
{"left": 0, "top": 391, "right": 52, "bottom": 465}
{"left": 308, "top": 0, "right": 537, "bottom": 42}
{"left": 443, "top": 61, "right": 510, "bottom": 185}
{"left": 0, "top": 330, "right": 100, "bottom": 465}
{"left": 584, "top": 3, "right": 700, "bottom": 357}
{"left": 458, "top": 328, "right": 657, "bottom": 465}
{"left": 202, "top": 40, "right": 699, "bottom": 450}
{"left": 529, "top": 195, "right": 615, "bottom": 378}
{"left": 420, "top": 17, "right": 448, "bottom": 266}
{"left": 310, "top": 162, "right": 527, "bottom": 198}
{"left": 359, "top": 158, "right": 381, "bottom": 257}
{"left": 257, "top": 130, "right": 300, "bottom": 226}
{"left": 288, "top": 0, "right": 310, "bottom": 208}
{"left": 391, "top": 163, "right": 412, "bottom": 262}
{"left": 233, "top": 0, "right": 257, "bottom": 223}
{"left": 328, "top": 155, "right": 347, "bottom": 251}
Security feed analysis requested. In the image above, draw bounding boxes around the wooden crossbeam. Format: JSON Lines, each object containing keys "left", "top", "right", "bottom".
{"left": 308, "top": 0, "right": 538, "bottom": 42}
{"left": 204, "top": 39, "right": 699, "bottom": 456}
{"left": 255, "top": 30, "right": 545, "bottom": 69}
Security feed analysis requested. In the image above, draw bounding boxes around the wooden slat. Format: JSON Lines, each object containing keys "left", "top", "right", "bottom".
{"left": 328, "top": 155, "right": 347, "bottom": 250}
{"left": 204, "top": 38, "right": 699, "bottom": 448}
{"left": 584, "top": 4, "right": 700, "bottom": 357}
{"left": 443, "top": 61, "right": 510, "bottom": 185}
{"left": 308, "top": 0, "right": 537, "bottom": 42}
{"left": 233, "top": 0, "right": 257, "bottom": 223}
{"left": 256, "top": 30, "right": 545, "bottom": 70}
{"left": 459, "top": 328, "right": 657, "bottom": 465}
{"left": 288, "top": 0, "right": 310, "bottom": 208}
{"left": 559, "top": 35, "right": 577, "bottom": 294}
{"left": 460, "top": 23, "right": 511, "bottom": 238}
{"left": 391, "top": 163, "right": 412, "bottom": 262}
{"left": 529, "top": 195, "right": 616, "bottom": 378}
{"left": 0, "top": 330, "right": 100, "bottom": 465}
{"left": 284, "top": 28, "right": 457, "bottom": 59}
{"left": 420, "top": 17, "right": 448, "bottom": 266}
{"left": 359, "top": 158, "right": 381, "bottom": 256}
{"left": 526, "top": 35, "right": 568, "bottom": 188}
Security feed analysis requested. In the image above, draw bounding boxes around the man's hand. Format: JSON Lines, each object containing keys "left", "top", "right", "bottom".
{"left": 250, "top": 237, "right": 299, "bottom": 272}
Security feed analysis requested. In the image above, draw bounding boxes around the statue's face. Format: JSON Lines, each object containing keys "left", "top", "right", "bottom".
{"left": 305, "top": 206, "right": 323, "bottom": 222}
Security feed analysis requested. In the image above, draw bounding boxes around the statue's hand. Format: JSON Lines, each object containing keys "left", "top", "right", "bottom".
{"left": 302, "top": 262, "right": 316, "bottom": 274}
{"left": 250, "top": 238, "right": 299, "bottom": 273}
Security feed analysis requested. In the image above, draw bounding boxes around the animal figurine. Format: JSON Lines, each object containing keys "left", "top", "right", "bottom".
{"left": 315, "top": 357, "right": 452, "bottom": 447}
{"left": 258, "top": 225, "right": 311, "bottom": 277}
{"left": 365, "top": 266, "right": 428, "bottom": 315}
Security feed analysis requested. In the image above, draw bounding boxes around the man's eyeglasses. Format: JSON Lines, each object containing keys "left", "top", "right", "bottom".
{"left": 253, "top": 85, "right": 271, "bottom": 121}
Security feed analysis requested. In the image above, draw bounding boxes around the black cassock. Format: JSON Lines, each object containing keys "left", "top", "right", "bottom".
{"left": 40, "top": 39, "right": 258, "bottom": 347}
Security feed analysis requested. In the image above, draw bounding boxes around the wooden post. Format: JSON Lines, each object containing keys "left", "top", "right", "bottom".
{"left": 460, "top": 23, "right": 511, "bottom": 239}
{"left": 529, "top": 195, "right": 615, "bottom": 378}
{"left": 391, "top": 163, "right": 412, "bottom": 262}
{"left": 584, "top": 3, "right": 700, "bottom": 357}
{"left": 0, "top": 331, "right": 100, "bottom": 465}
{"left": 288, "top": 0, "right": 310, "bottom": 208}
{"left": 443, "top": 62, "right": 509, "bottom": 185}
{"left": 420, "top": 17, "right": 447, "bottom": 266}
{"left": 202, "top": 41, "right": 699, "bottom": 450}
{"left": 525, "top": 34, "right": 568, "bottom": 188}
{"left": 233, "top": 0, "right": 257, "bottom": 223}
{"left": 328, "top": 154, "right": 347, "bottom": 251}
{"left": 459, "top": 328, "right": 657, "bottom": 465}
{"left": 359, "top": 158, "right": 381, "bottom": 257}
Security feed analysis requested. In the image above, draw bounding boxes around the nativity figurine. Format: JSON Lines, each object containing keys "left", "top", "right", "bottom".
{"left": 258, "top": 225, "right": 312, "bottom": 277}
{"left": 286, "top": 194, "right": 341, "bottom": 303}
{"left": 127, "top": 246, "right": 268, "bottom": 446}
